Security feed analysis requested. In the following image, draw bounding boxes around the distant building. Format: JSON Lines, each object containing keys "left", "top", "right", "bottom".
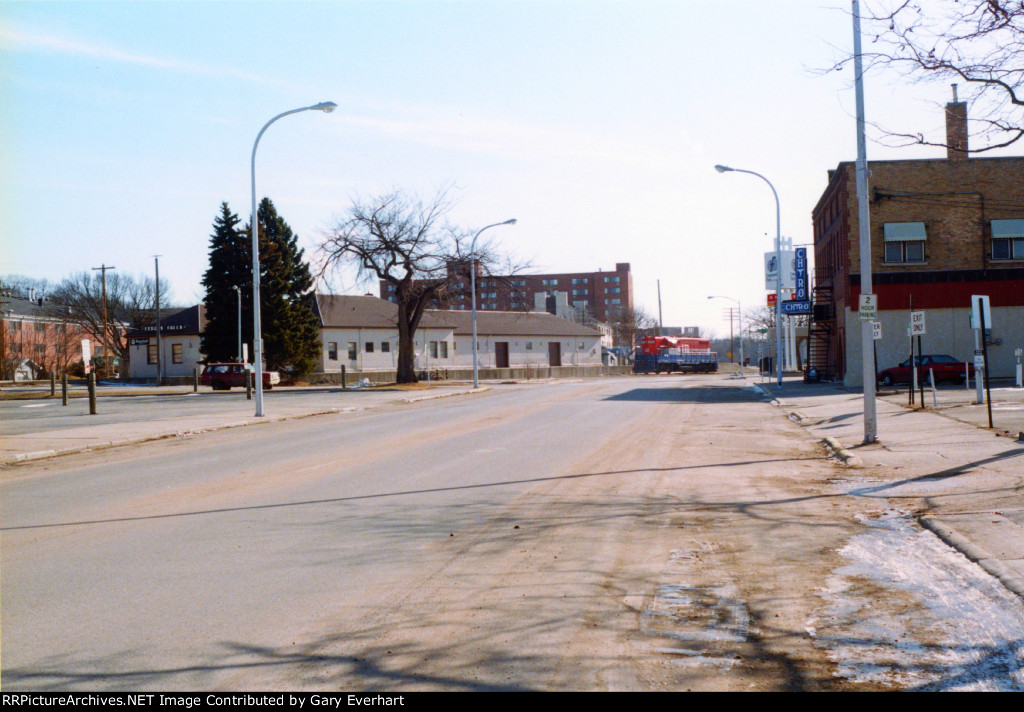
{"left": 809, "top": 99, "right": 1024, "bottom": 386}
{"left": 0, "top": 292, "right": 97, "bottom": 379}
{"left": 379, "top": 262, "right": 634, "bottom": 324}
{"left": 126, "top": 305, "right": 206, "bottom": 380}
{"left": 314, "top": 294, "right": 604, "bottom": 373}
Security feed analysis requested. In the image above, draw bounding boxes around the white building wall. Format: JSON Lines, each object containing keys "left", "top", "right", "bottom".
{"left": 318, "top": 327, "right": 457, "bottom": 372}
{"left": 843, "top": 305, "right": 1024, "bottom": 387}
{"left": 128, "top": 335, "right": 204, "bottom": 379}
{"left": 450, "top": 334, "right": 603, "bottom": 368}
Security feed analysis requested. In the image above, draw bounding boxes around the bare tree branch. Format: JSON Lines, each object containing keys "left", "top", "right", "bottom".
{"left": 829, "top": 0, "right": 1024, "bottom": 152}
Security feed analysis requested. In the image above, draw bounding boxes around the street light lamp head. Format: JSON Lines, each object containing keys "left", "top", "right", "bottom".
{"left": 312, "top": 101, "right": 338, "bottom": 113}
{"left": 714, "top": 164, "right": 733, "bottom": 173}
{"left": 503, "top": 218, "right": 517, "bottom": 225}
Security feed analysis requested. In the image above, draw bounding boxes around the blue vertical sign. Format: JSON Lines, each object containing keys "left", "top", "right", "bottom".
{"left": 781, "top": 247, "right": 811, "bottom": 314}
{"left": 794, "top": 247, "right": 808, "bottom": 301}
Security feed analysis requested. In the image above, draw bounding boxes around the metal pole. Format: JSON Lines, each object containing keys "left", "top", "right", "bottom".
{"left": 250, "top": 101, "right": 337, "bottom": 416}
{"left": 853, "top": 0, "right": 877, "bottom": 442}
{"left": 233, "top": 285, "right": 242, "bottom": 362}
{"left": 154, "top": 256, "right": 162, "bottom": 386}
{"left": 979, "top": 303, "right": 994, "bottom": 428}
{"left": 470, "top": 219, "right": 516, "bottom": 389}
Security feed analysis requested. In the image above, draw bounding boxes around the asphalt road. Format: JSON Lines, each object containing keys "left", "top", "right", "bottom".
{"left": 3, "top": 376, "right": 1022, "bottom": 691}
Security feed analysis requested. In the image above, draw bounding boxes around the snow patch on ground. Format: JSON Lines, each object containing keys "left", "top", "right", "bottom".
{"left": 638, "top": 549, "right": 749, "bottom": 669}
{"left": 814, "top": 511, "right": 1024, "bottom": 690}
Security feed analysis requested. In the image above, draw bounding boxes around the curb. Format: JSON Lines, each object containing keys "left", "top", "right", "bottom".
{"left": 920, "top": 515, "right": 1024, "bottom": 601}
{"left": 3, "top": 406, "right": 361, "bottom": 467}
{"left": 820, "top": 436, "right": 863, "bottom": 467}
{"left": 402, "top": 387, "right": 490, "bottom": 403}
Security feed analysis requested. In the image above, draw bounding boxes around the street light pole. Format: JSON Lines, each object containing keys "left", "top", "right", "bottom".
{"left": 250, "top": 101, "right": 336, "bottom": 417}
{"left": 232, "top": 285, "right": 242, "bottom": 362}
{"left": 470, "top": 219, "right": 517, "bottom": 389}
{"left": 708, "top": 295, "right": 745, "bottom": 378}
{"left": 714, "top": 164, "right": 783, "bottom": 389}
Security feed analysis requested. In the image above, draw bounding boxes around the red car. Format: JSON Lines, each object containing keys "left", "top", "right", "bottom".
{"left": 200, "top": 363, "right": 280, "bottom": 391}
{"left": 877, "top": 354, "right": 974, "bottom": 386}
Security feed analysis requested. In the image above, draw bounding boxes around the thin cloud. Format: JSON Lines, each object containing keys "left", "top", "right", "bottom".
{"left": 0, "top": 24, "right": 271, "bottom": 84}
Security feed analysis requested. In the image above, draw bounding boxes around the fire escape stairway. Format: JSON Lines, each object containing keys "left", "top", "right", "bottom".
{"left": 807, "top": 283, "right": 836, "bottom": 381}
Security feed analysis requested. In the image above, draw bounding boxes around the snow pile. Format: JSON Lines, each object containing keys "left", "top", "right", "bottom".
{"left": 814, "top": 512, "right": 1024, "bottom": 690}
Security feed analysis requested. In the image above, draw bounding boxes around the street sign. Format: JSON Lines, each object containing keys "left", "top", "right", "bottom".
{"left": 974, "top": 354, "right": 985, "bottom": 371}
{"left": 970, "top": 295, "right": 992, "bottom": 330}
{"left": 780, "top": 300, "right": 811, "bottom": 315}
{"left": 764, "top": 250, "right": 796, "bottom": 290}
{"left": 767, "top": 293, "right": 777, "bottom": 307}
{"left": 858, "top": 293, "right": 877, "bottom": 321}
{"left": 911, "top": 310, "right": 926, "bottom": 335}
{"left": 872, "top": 321, "right": 882, "bottom": 340}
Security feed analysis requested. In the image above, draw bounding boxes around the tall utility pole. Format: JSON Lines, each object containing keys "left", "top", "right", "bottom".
{"left": 154, "top": 256, "right": 162, "bottom": 386}
{"left": 92, "top": 264, "right": 115, "bottom": 374}
{"left": 657, "top": 279, "right": 664, "bottom": 336}
{"left": 853, "top": 0, "right": 878, "bottom": 443}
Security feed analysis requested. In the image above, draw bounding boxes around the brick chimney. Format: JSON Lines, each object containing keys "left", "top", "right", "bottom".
{"left": 945, "top": 83, "right": 969, "bottom": 160}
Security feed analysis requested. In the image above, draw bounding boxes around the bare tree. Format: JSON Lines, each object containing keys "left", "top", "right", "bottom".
{"left": 47, "top": 272, "right": 169, "bottom": 376}
{"left": 839, "top": 1, "right": 1024, "bottom": 152}
{"left": 606, "top": 305, "right": 658, "bottom": 349}
{"left": 318, "top": 190, "right": 525, "bottom": 383}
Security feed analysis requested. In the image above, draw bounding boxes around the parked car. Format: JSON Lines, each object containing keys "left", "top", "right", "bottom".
{"left": 199, "top": 363, "right": 280, "bottom": 391}
{"left": 877, "top": 354, "right": 974, "bottom": 386}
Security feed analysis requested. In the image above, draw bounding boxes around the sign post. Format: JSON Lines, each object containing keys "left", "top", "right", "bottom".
{"left": 971, "top": 295, "right": 990, "bottom": 405}
{"left": 976, "top": 295, "right": 994, "bottom": 428}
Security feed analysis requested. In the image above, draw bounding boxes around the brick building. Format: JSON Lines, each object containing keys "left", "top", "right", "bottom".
{"left": 0, "top": 293, "right": 99, "bottom": 379}
{"left": 379, "top": 262, "right": 634, "bottom": 325}
{"left": 809, "top": 101, "right": 1024, "bottom": 386}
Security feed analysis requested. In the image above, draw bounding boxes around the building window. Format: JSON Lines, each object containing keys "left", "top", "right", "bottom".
{"left": 381, "top": 341, "right": 390, "bottom": 353}
{"left": 991, "top": 219, "right": 1024, "bottom": 260}
{"left": 148, "top": 344, "right": 158, "bottom": 365}
{"left": 439, "top": 341, "right": 448, "bottom": 358}
{"left": 328, "top": 342, "right": 338, "bottom": 360}
{"left": 365, "top": 342, "right": 375, "bottom": 353}
{"left": 526, "top": 341, "right": 533, "bottom": 350}
{"left": 9, "top": 320, "right": 21, "bottom": 333}
{"left": 347, "top": 342, "right": 357, "bottom": 360}
{"left": 429, "top": 341, "right": 438, "bottom": 358}
{"left": 35, "top": 343, "right": 46, "bottom": 355}
{"left": 606, "top": 287, "right": 620, "bottom": 294}
{"left": 172, "top": 343, "right": 183, "bottom": 364}
{"left": 35, "top": 321, "right": 46, "bottom": 332}
{"left": 572, "top": 278, "right": 588, "bottom": 285}
{"left": 541, "top": 279, "right": 558, "bottom": 286}
{"left": 883, "top": 222, "right": 926, "bottom": 263}
{"left": 603, "top": 276, "right": 620, "bottom": 283}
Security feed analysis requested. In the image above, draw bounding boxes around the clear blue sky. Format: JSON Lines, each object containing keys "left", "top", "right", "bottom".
{"left": 2, "top": 1, "right": 1014, "bottom": 336}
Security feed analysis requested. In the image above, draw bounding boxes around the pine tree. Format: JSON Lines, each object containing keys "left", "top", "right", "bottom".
{"left": 201, "top": 200, "right": 322, "bottom": 375}
{"left": 252, "top": 198, "right": 321, "bottom": 375}
{"left": 201, "top": 203, "right": 251, "bottom": 363}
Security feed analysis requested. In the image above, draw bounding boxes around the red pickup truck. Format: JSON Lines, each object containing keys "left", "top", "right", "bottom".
{"left": 200, "top": 363, "right": 281, "bottom": 391}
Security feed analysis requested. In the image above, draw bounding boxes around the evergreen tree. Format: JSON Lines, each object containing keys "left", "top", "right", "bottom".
{"left": 253, "top": 198, "right": 321, "bottom": 375}
{"left": 201, "top": 203, "right": 251, "bottom": 363}
{"left": 202, "top": 199, "right": 321, "bottom": 375}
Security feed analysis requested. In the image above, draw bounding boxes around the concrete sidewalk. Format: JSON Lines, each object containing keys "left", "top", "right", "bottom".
{"left": 0, "top": 383, "right": 490, "bottom": 466}
{"left": 756, "top": 376, "right": 1024, "bottom": 602}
